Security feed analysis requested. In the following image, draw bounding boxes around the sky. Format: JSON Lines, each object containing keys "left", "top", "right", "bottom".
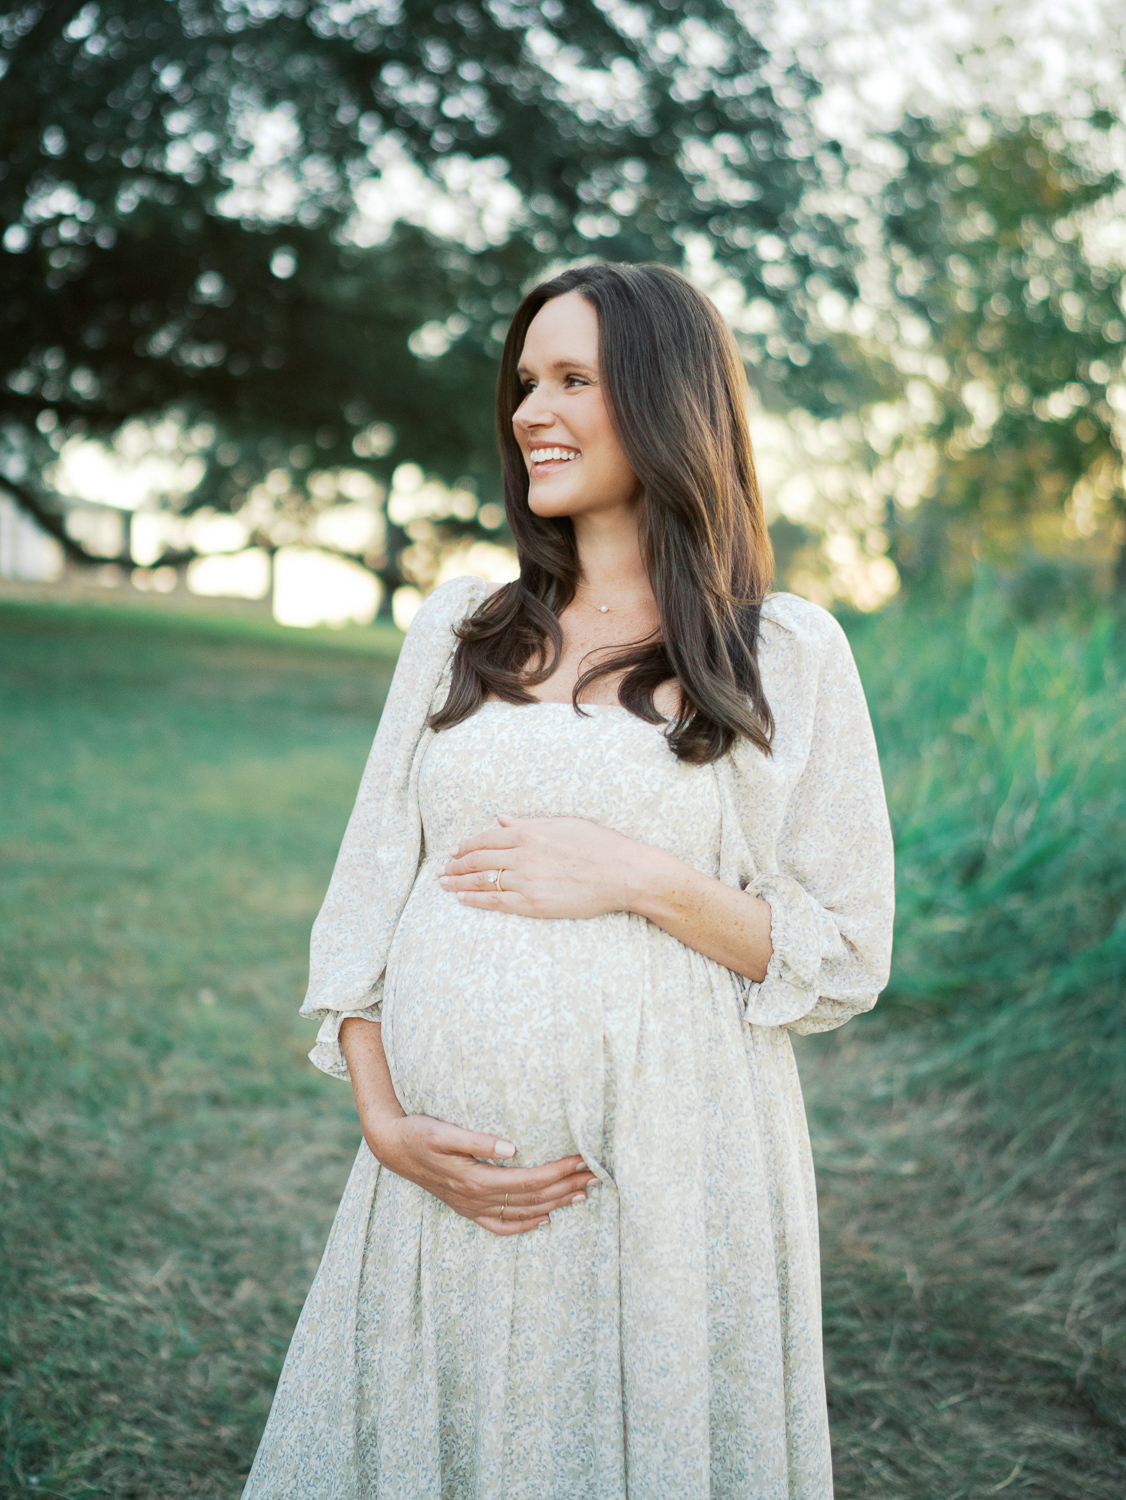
{"left": 759, "top": 0, "right": 1126, "bottom": 141}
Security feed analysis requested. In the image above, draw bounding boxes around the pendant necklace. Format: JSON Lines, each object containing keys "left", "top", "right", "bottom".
{"left": 575, "top": 582, "right": 651, "bottom": 614}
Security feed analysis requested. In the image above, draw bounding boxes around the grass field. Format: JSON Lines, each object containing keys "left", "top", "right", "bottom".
{"left": 1, "top": 592, "right": 1123, "bottom": 1498}
{"left": 820, "top": 586, "right": 1126, "bottom": 1497}
{"left": 0, "top": 603, "right": 396, "bottom": 1497}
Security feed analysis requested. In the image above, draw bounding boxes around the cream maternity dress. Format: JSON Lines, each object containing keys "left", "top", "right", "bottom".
{"left": 243, "top": 576, "right": 894, "bottom": 1500}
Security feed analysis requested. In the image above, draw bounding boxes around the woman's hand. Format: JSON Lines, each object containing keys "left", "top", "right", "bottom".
{"left": 439, "top": 814, "right": 654, "bottom": 919}
{"left": 339, "top": 1016, "right": 596, "bottom": 1238}
{"left": 437, "top": 814, "right": 774, "bottom": 983}
{"left": 366, "top": 1113, "right": 597, "bottom": 1238}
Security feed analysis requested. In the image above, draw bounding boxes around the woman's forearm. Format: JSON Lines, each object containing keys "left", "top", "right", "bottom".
{"left": 339, "top": 1018, "right": 406, "bottom": 1152}
{"left": 616, "top": 846, "right": 773, "bottom": 984}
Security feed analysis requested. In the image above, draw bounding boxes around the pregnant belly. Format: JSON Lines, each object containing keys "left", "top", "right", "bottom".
{"left": 382, "top": 870, "right": 633, "bottom": 1168}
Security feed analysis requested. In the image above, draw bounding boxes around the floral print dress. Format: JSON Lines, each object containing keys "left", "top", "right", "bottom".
{"left": 242, "top": 576, "right": 895, "bottom": 1500}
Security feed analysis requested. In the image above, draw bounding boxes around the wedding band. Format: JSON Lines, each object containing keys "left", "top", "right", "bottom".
{"left": 497, "top": 868, "right": 505, "bottom": 892}
{"left": 500, "top": 1191, "right": 509, "bottom": 1221}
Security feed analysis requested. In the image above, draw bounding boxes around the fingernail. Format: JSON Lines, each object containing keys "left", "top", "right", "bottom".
{"left": 438, "top": 876, "right": 451, "bottom": 886}
{"left": 537, "top": 1219, "right": 550, "bottom": 1229}
{"left": 571, "top": 1193, "right": 586, "bottom": 1205}
{"left": 494, "top": 1140, "right": 517, "bottom": 1158}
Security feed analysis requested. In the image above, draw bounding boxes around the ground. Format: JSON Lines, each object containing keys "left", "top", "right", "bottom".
{"left": 1, "top": 600, "right": 1122, "bottom": 1498}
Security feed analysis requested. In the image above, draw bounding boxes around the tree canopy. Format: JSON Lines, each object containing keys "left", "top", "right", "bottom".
{"left": 1, "top": 0, "right": 855, "bottom": 589}
{"left": 879, "top": 113, "right": 1125, "bottom": 586}
{"left": 5, "top": 5, "right": 1123, "bottom": 603}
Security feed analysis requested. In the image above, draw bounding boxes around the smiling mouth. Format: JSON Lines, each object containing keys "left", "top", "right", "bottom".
{"left": 529, "top": 446, "right": 580, "bottom": 469}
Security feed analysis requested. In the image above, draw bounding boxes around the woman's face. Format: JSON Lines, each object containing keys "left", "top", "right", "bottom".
{"left": 512, "top": 290, "right": 642, "bottom": 521}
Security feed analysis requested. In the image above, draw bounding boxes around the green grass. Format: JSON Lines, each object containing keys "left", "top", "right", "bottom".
{"left": 804, "top": 584, "right": 1126, "bottom": 1497}
{"left": 0, "top": 596, "right": 406, "bottom": 660}
{"left": 1, "top": 591, "right": 1124, "bottom": 1498}
{"left": 0, "top": 603, "right": 398, "bottom": 1497}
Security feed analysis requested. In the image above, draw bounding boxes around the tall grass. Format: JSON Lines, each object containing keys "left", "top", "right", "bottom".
{"left": 804, "top": 581, "right": 1126, "bottom": 1497}
{"left": 860, "top": 580, "right": 1126, "bottom": 1125}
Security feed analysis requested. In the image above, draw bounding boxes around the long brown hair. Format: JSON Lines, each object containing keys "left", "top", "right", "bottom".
{"left": 429, "top": 262, "right": 775, "bottom": 763}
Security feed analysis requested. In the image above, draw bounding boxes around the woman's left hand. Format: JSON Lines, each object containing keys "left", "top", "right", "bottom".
{"left": 440, "top": 813, "right": 774, "bottom": 981}
{"left": 439, "top": 815, "right": 657, "bottom": 920}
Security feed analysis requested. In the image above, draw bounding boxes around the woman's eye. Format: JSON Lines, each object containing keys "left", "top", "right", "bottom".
{"left": 564, "top": 375, "right": 588, "bottom": 388}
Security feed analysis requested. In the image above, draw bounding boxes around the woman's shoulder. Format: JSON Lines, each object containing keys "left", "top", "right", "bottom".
{"left": 402, "top": 575, "right": 497, "bottom": 645}
{"left": 759, "top": 590, "right": 850, "bottom": 659}
{"left": 378, "top": 577, "right": 497, "bottom": 724}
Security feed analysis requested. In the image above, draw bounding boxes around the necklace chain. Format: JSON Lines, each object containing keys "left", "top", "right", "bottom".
{"left": 574, "top": 580, "right": 652, "bottom": 615}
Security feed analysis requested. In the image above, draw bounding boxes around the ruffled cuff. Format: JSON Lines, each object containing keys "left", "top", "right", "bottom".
{"left": 306, "top": 1002, "right": 383, "bottom": 1081}
{"left": 738, "top": 874, "right": 844, "bottom": 1027}
{"left": 785, "top": 994, "right": 877, "bottom": 1036}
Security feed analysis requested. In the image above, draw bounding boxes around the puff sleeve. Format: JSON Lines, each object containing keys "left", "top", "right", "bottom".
{"left": 299, "top": 576, "right": 490, "bottom": 1078}
{"left": 733, "top": 602, "right": 895, "bottom": 1034}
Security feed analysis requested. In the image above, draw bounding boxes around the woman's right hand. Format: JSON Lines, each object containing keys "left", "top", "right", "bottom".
{"left": 365, "top": 1113, "right": 598, "bottom": 1237}
{"left": 338, "top": 1016, "right": 595, "bottom": 1237}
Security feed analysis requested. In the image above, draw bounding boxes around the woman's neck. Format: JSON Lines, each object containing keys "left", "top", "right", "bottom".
{"left": 572, "top": 507, "right": 651, "bottom": 593}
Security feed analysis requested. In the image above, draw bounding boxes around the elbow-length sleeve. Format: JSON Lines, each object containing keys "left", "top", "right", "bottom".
{"left": 299, "top": 576, "right": 490, "bottom": 1079}
{"left": 731, "top": 598, "right": 895, "bottom": 1034}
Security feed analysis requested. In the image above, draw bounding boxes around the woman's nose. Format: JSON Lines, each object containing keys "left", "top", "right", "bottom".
{"left": 514, "top": 388, "right": 550, "bottom": 433}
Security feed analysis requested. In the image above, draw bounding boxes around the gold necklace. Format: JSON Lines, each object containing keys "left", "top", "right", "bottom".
{"left": 574, "top": 582, "right": 652, "bottom": 615}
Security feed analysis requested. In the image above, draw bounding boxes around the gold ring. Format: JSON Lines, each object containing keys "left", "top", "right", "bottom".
{"left": 500, "top": 1191, "right": 509, "bottom": 1221}
{"left": 496, "top": 868, "right": 505, "bottom": 892}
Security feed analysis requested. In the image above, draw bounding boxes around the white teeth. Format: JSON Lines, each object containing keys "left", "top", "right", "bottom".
{"left": 530, "top": 447, "right": 578, "bottom": 463}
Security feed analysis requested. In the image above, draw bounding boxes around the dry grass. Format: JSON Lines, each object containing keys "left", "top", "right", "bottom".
{"left": 1, "top": 1097, "right": 351, "bottom": 1496}
{"left": 806, "top": 585, "right": 1126, "bottom": 1497}
{"left": 801, "top": 1020, "right": 1126, "bottom": 1498}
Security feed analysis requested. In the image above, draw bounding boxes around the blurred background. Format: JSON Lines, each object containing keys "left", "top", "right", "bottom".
{"left": 1, "top": 1, "right": 1124, "bottom": 1496}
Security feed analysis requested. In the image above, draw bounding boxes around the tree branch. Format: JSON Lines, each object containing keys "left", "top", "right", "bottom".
{"left": 0, "top": 473, "right": 98, "bottom": 566}
{"left": 0, "top": 474, "right": 194, "bottom": 571}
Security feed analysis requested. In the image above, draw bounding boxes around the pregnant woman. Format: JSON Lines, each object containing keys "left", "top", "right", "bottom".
{"left": 243, "top": 262, "right": 894, "bottom": 1500}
